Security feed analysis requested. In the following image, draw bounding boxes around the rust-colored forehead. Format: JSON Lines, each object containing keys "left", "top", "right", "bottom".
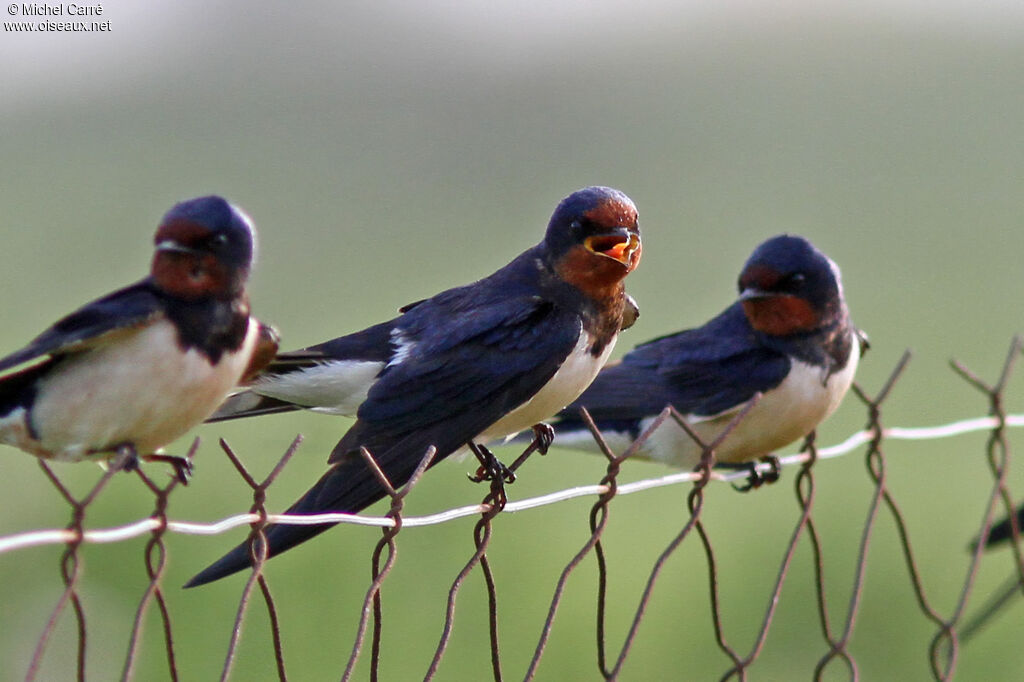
{"left": 155, "top": 218, "right": 212, "bottom": 245}
{"left": 583, "top": 198, "right": 637, "bottom": 227}
{"left": 739, "top": 264, "right": 782, "bottom": 289}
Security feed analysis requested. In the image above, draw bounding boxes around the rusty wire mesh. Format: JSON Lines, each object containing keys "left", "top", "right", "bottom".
{"left": 2, "top": 338, "right": 1023, "bottom": 680}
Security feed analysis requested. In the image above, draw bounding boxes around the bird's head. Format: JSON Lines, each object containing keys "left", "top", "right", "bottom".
{"left": 151, "top": 196, "right": 256, "bottom": 300}
{"left": 737, "top": 234, "right": 845, "bottom": 337}
{"left": 545, "top": 186, "right": 642, "bottom": 296}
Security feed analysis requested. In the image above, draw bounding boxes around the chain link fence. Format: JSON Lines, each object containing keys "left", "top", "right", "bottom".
{"left": 2, "top": 339, "right": 1023, "bottom": 680}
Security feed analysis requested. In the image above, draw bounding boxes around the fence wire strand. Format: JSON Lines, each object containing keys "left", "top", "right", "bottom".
{"left": 342, "top": 444, "right": 435, "bottom": 682}
{"left": 2, "top": 337, "right": 1023, "bottom": 680}
{"left": 122, "top": 440, "right": 195, "bottom": 682}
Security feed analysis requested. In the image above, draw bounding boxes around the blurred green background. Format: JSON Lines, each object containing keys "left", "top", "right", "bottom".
{"left": 1, "top": 1, "right": 1023, "bottom": 679}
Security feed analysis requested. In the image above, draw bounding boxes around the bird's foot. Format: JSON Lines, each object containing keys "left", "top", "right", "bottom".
{"left": 727, "top": 455, "right": 782, "bottom": 493}
{"left": 113, "top": 444, "right": 141, "bottom": 473}
{"left": 530, "top": 422, "right": 555, "bottom": 455}
{"left": 144, "top": 453, "right": 194, "bottom": 485}
{"left": 468, "top": 443, "right": 515, "bottom": 485}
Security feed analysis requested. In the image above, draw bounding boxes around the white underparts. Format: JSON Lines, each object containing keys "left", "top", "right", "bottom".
{"left": 1, "top": 318, "right": 260, "bottom": 461}
{"left": 481, "top": 324, "right": 615, "bottom": 442}
{"left": 251, "top": 360, "right": 385, "bottom": 415}
{"left": 555, "top": 335, "right": 860, "bottom": 469}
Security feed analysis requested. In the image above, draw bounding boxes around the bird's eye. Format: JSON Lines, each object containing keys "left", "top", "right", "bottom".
{"left": 787, "top": 273, "right": 806, "bottom": 288}
{"left": 570, "top": 220, "right": 582, "bottom": 231}
{"left": 212, "top": 233, "right": 229, "bottom": 245}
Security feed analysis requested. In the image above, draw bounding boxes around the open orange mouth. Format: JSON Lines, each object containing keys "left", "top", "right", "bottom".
{"left": 585, "top": 231, "right": 640, "bottom": 265}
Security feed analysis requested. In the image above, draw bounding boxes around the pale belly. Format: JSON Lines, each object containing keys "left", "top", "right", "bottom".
{"left": 479, "top": 329, "right": 615, "bottom": 443}
{"left": 552, "top": 339, "right": 860, "bottom": 469}
{"left": 639, "top": 347, "right": 860, "bottom": 468}
{"left": 0, "top": 318, "right": 258, "bottom": 462}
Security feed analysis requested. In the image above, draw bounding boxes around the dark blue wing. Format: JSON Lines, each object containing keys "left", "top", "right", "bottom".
{"left": 185, "top": 291, "right": 585, "bottom": 586}
{"left": 249, "top": 320, "right": 395, "bottom": 375}
{"left": 563, "top": 302, "right": 791, "bottom": 423}
{"left": 0, "top": 279, "right": 163, "bottom": 373}
{"left": 331, "top": 292, "right": 581, "bottom": 462}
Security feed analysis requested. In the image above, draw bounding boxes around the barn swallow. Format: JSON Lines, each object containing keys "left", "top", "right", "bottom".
{"left": 546, "top": 234, "right": 865, "bottom": 479}
{"left": 957, "top": 503, "right": 1024, "bottom": 643}
{"left": 0, "top": 196, "right": 277, "bottom": 482}
{"left": 185, "top": 186, "right": 642, "bottom": 586}
{"left": 985, "top": 505, "right": 1024, "bottom": 548}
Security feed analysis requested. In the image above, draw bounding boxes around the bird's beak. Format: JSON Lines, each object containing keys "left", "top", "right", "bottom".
{"left": 585, "top": 228, "right": 641, "bottom": 267}
{"left": 738, "top": 286, "right": 774, "bottom": 302}
{"left": 155, "top": 240, "right": 200, "bottom": 255}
